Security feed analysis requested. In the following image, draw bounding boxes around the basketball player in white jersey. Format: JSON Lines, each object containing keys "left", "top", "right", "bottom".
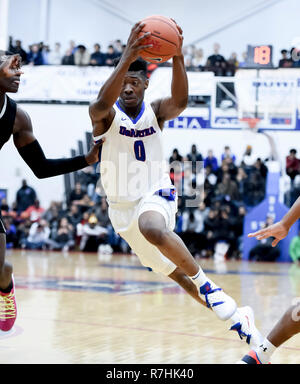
{"left": 89, "top": 21, "right": 262, "bottom": 345}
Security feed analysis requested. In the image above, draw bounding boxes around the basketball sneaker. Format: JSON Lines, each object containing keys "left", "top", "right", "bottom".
{"left": 237, "top": 350, "right": 267, "bottom": 364}
{"left": 0, "top": 275, "right": 17, "bottom": 332}
{"left": 230, "top": 306, "right": 263, "bottom": 347}
{"left": 199, "top": 280, "right": 237, "bottom": 321}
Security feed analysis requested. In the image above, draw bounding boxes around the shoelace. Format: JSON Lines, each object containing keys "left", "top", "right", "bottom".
{"left": 0, "top": 292, "right": 16, "bottom": 320}
{"left": 203, "top": 288, "right": 225, "bottom": 308}
{"left": 230, "top": 322, "right": 251, "bottom": 344}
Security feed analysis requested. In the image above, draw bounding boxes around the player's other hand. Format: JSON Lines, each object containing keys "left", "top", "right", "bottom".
{"left": 170, "top": 18, "right": 183, "bottom": 57}
{"left": 85, "top": 138, "right": 106, "bottom": 165}
{"left": 248, "top": 221, "right": 289, "bottom": 247}
{"left": 122, "top": 22, "right": 153, "bottom": 63}
{"left": 0, "top": 54, "right": 23, "bottom": 79}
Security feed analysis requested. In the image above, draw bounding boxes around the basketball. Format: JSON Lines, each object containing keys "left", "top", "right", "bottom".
{"left": 138, "top": 15, "right": 181, "bottom": 63}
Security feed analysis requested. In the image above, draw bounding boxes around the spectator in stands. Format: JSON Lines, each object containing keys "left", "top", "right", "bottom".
{"left": 180, "top": 209, "right": 205, "bottom": 256}
{"left": 239, "top": 51, "right": 248, "bottom": 68}
{"left": 169, "top": 148, "right": 184, "bottom": 186}
{"left": 79, "top": 214, "right": 108, "bottom": 252}
{"left": 279, "top": 49, "right": 293, "bottom": 68}
{"left": 203, "top": 208, "right": 219, "bottom": 256}
{"left": 187, "top": 144, "right": 203, "bottom": 175}
{"left": 221, "top": 145, "right": 236, "bottom": 163}
{"left": 41, "top": 43, "right": 50, "bottom": 65}
{"left": 234, "top": 205, "right": 247, "bottom": 257}
{"left": 46, "top": 217, "right": 75, "bottom": 251}
{"left": 76, "top": 166, "right": 98, "bottom": 200}
{"left": 215, "top": 172, "right": 239, "bottom": 201}
{"left": 213, "top": 206, "right": 236, "bottom": 260}
{"left": 73, "top": 194, "right": 95, "bottom": 214}
{"left": 27, "top": 44, "right": 44, "bottom": 66}
{"left": 62, "top": 48, "right": 75, "bottom": 65}
{"left": 206, "top": 43, "right": 227, "bottom": 76}
{"left": 241, "top": 145, "right": 257, "bottom": 168}
{"left": 182, "top": 46, "right": 193, "bottom": 68}
{"left": 90, "top": 44, "right": 106, "bottom": 66}
{"left": 66, "top": 203, "right": 82, "bottom": 228}
{"left": 3, "top": 217, "right": 17, "bottom": 249}
{"left": 249, "top": 215, "right": 280, "bottom": 261}
{"left": 69, "top": 182, "right": 86, "bottom": 205}
{"left": 48, "top": 42, "right": 63, "bottom": 65}
{"left": 113, "top": 39, "right": 123, "bottom": 55}
{"left": 105, "top": 45, "right": 119, "bottom": 66}
{"left": 74, "top": 45, "right": 91, "bottom": 66}
{"left": 243, "top": 169, "right": 266, "bottom": 206}
{"left": 9, "top": 37, "right": 28, "bottom": 64}
{"left": 228, "top": 52, "right": 239, "bottom": 69}
{"left": 192, "top": 48, "right": 206, "bottom": 69}
{"left": 94, "top": 197, "right": 110, "bottom": 228}
{"left": 20, "top": 200, "right": 45, "bottom": 222}
{"left": 16, "top": 180, "right": 37, "bottom": 214}
{"left": 291, "top": 47, "right": 300, "bottom": 68}
{"left": 69, "top": 40, "right": 77, "bottom": 54}
{"left": 254, "top": 158, "right": 268, "bottom": 179}
{"left": 16, "top": 218, "right": 32, "bottom": 248}
{"left": 286, "top": 149, "right": 300, "bottom": 187}
{"left": 236, "top": 167, "right": 248, "bottom": 198}
{"left": 21, "top": 219, "right": 50, "bottom": 250}
{"left": 204, "top": 149, "right": 218, "bottom": 173}
{"left": 289, "top": 230, "right": 300, "bottom": 263}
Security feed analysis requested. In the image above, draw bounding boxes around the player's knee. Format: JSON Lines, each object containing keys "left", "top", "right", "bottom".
{"left": 139, "top": 222, "right": 168, "bottom": 246}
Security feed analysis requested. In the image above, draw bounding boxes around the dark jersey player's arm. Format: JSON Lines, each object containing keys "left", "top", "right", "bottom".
{"left": 13, "top": 106, "right": 100, "bottom": 179}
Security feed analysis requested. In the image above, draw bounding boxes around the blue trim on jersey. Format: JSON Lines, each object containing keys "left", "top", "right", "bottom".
{"left": 116, "top": 100, "right": 145, "bottom": 124}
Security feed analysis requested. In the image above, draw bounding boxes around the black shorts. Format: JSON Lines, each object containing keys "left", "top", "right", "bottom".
{"left": 0, "top": 211, "right": 6, "bottom": 234}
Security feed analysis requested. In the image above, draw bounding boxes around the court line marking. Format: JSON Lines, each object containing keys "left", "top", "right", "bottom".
{"left": 100, "top": 263, "right": 296, "bottom": 277}
{"left": 20, "top": 315, "right": 300, "bottom": 352}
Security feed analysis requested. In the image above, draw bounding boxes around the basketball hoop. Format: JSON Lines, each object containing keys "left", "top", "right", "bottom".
{"left": 240, "top": 117, "right": 261, "bottom": 133}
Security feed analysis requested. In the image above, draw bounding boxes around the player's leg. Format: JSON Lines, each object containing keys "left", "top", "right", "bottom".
{"left": 0, "top": 226, "right": 17, "bottom": 332}
{"left": 138, "top": 210, "right": 262, "bottom": 344}
{"left": 239, "top": 304, "right": 300, "bottom": 364}
{"left": 168, "top": 267, "right": 207, "bottom": 307}
{"left": 0, "top": 233, "right": 13, "bottom": 290}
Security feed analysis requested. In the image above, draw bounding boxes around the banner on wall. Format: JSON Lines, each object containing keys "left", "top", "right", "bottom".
{"left": 14, "top": 66, "right": 215, "bottom": 103}
{"left": 13, "top": 65, "right": 300, "bottom": 131}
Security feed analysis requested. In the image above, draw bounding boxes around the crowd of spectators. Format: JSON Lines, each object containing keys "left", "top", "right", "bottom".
{"left": 169, "top": 144, "right": 268, "bottom": 260}
{"left": 8, "top": 36, "right": 300, "bottom": 76}
{"left": 1, "top": 143, "right": 271, "bottom": 262}
{"left": 8, "top": 37, "right": 125, "bottom": 67}
{"left": 1, "top": 176, "right": 129, "bottom": 255}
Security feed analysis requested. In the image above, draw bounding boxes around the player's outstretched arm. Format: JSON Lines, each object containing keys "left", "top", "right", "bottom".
{"left": 151, "top": 20, "right": 188, "bottom": 128}
{"left": 13, "top": 107, "right": 101, "bottom": 179}
{"left": 248, "top": 195, "right": 300, "bottom": 246}
{"left": 89, "top": 22, "right": 153, "bottom": 136}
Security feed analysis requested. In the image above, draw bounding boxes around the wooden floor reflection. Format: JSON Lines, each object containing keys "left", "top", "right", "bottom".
{"left": 1, "top": 249, "right": 300, "bottom": 364}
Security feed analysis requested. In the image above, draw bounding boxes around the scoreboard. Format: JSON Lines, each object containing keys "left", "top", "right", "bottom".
{"left": 246, "top": 45, "right": 273, "bottom": 68}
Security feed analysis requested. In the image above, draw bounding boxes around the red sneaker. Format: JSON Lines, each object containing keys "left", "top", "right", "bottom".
{"left": 0, "top": 276, "right": 17, "bottom": 332}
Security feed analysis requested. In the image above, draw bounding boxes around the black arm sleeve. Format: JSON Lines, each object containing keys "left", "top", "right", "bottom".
{"left": 17, "top": 140, "right": 88, "bottom": 179}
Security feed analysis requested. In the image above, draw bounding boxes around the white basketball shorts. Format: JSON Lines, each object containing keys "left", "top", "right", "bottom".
{"left": 108, "top": 189, "right": 178, "bottom": 276}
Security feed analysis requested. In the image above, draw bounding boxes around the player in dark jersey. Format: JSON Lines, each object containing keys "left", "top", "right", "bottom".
{"left": 238, "top": 196, "right": 300, "bottom": 364}
{"left": 0, "top": 52, "right": 102, "bottom": 332}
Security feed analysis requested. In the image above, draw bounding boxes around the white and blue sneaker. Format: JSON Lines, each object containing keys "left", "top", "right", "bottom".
{"left": 230, "top": 306, "right": 263, "bottom": 347}
{"left": 199, "top": 280, "right": 237, "bottom": 321}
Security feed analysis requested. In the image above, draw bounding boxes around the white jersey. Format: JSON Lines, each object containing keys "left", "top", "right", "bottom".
{"left": 94, "top": 100, "right": 172, "bottom": 205}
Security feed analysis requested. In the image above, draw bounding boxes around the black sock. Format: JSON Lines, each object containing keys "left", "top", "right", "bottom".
{"left": 0, "top": 281, "right": 13, "bottom": 294}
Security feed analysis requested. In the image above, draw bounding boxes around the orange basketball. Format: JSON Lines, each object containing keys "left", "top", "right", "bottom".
{"left": 138, "top": 15, "right": 181, "bottom": 63}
